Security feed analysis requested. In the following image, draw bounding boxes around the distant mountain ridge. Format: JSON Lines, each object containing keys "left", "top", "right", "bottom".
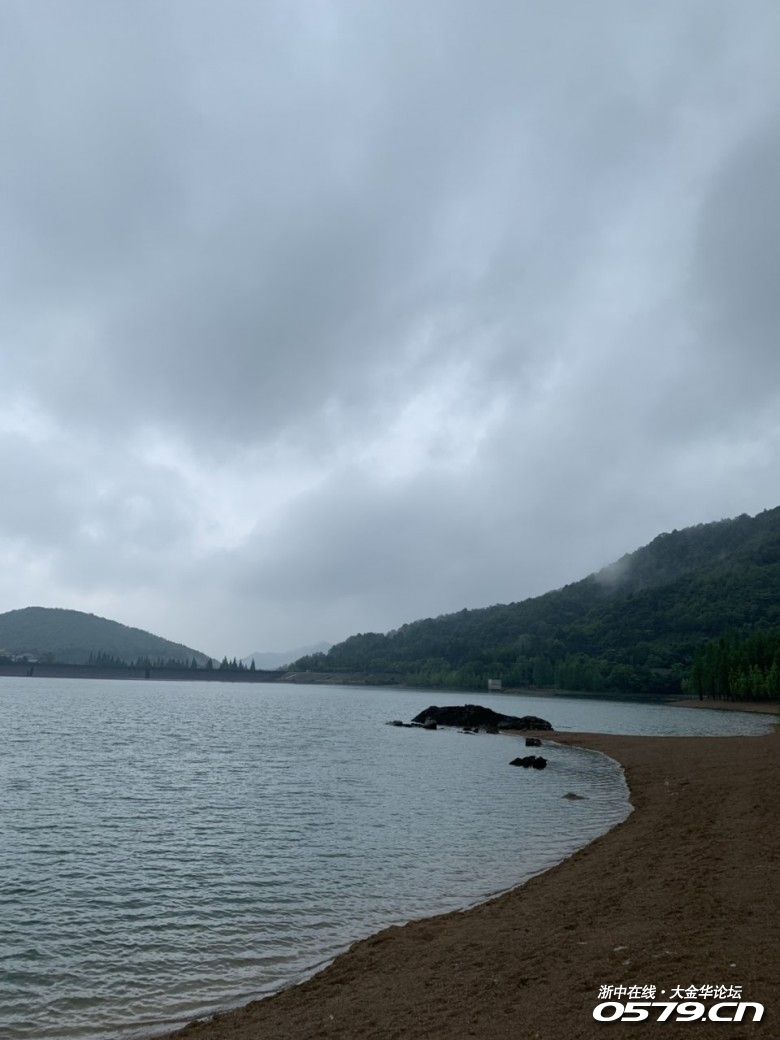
{"left": 0, "top": 607, "right": 210, "bottom": 666}
{"left": 294, "top": 507, "right": 780, "bottom": 695}
{"left": 242, "top": 642, "right": 331, "bottom": 670}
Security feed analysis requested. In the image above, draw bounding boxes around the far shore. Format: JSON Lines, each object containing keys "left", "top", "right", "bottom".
{"left": 7, "top": 666, "right": 777, "bottom": 716}
{"left": 668, "top": 696, "right": 780, "bottom": 715}
{"left": 0, "top": 662, "right": 286, "bottom": 683}
{"left": 162, "top": 723, "right": 779, "bottom": 1040}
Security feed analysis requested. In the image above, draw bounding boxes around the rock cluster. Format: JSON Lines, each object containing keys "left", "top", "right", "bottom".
{"left": 410, "top": 704, "right": 552, "bottom": 731}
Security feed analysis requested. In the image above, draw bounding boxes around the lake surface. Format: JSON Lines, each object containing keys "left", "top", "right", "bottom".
{"left": 0, "top": 680, "right": 772, "bottom": 1040}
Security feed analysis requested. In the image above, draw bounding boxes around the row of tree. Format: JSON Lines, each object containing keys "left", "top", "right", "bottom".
{"left": 685, "top": 630, "right": 780, "bottom": 700}
{"left": 86, "top": 651, "right": 259, "bottom": 671}
{"left": 87, "top": 651, "right": 202, "bottom": 669}
{"left": 215, "top": 656, "right": 257, "bottom": 671}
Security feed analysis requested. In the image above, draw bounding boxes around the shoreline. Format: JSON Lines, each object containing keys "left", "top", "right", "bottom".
{"left": 161, "top": 725, "right": 778, "bottom": 1040}
{"left": 668, "top": 696, "right": 780, "bottom": 715}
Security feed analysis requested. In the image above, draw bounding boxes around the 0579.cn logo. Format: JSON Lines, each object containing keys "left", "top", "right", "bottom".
{"left": 593, "top": 984, "right": 764, "bottom": 1023}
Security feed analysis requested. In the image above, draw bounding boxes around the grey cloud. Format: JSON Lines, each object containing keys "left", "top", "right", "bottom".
{"left": 0, "top": 1, "right": 778, "bottom": 653}
{"left": 0, "top": 1, "right": 720, "bottom": 444}
{"left": 694, "top": 117, "right": 780, "bottom": 372}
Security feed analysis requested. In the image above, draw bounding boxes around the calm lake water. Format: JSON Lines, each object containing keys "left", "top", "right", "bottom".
{"left": 0, "top": 680, "right": 772, "bottom": 1040}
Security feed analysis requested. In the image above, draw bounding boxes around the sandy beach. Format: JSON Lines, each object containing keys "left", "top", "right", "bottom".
{"left": 165, "top": 726, "right": 779, "bottom": 1040}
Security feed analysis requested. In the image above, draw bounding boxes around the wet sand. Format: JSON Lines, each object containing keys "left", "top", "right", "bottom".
{"left": 165, "top": 728, "right": 779, "bottom": 1040}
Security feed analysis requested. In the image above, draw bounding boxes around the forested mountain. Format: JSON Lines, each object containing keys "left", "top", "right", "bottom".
{"left": 0, "top": 607, "right": 210, "bottom": 666}
{"left": 295, "top": 508, "right": 780, "bottom": 695}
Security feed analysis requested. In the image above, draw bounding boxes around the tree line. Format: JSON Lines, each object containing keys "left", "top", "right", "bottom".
{"left": 685, "top": 629, "right": 780, "bottom": 701}
{"left": 86, "top": 651, "right": 259, "bottom": 671}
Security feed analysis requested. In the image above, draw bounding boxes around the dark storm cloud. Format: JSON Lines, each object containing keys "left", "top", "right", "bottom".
{"left": 1, "top": 1, "right": 778, "bottom": 652}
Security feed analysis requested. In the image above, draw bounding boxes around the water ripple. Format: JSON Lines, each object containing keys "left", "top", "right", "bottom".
{"left": 0, "top": 680, "right": 769, "bottom": 1040}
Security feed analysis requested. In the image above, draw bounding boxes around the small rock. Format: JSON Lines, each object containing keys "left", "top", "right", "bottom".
{"left": 509, "top": 755, "right": 548, "bottom": 769}
{"left": 563, "top": 792, "right": 586, "bottom": 800}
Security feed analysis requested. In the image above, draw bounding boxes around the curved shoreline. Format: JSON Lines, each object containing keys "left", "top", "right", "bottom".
{"left": 160, "top": 727, "right": 778, "bottom": 1039}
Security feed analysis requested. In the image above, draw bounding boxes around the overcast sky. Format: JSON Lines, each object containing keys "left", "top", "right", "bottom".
{"left": 1, "top": 1, "right": 778, "bottom": 657}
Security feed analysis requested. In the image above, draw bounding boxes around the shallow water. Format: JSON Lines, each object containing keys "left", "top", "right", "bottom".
{"left": 0, "top": 680, "right": 771, "bottom": 1039}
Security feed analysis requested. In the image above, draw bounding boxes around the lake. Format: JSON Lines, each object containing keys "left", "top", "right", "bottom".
{"left": 0, "top": 679, "right": 772, "bottom": 1040}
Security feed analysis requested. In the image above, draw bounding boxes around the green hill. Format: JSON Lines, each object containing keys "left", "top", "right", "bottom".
{"left": 295, "top": 507, "right": 780, "bottom": 696}
{"left": 0, "top": 607, "right": 210, "bottom": 666}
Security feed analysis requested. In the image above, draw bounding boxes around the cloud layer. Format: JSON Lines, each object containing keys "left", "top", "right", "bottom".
{"left": 1, "top": 1, "right": 779, "bottom": 655}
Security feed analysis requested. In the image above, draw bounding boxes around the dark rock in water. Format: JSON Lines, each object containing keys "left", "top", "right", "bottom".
{"left": 411, "top": 704, "right": 552, "bottom": 731}
{"left": 390, "top": 720, "right": 404, "bottom": 727}
{"left": 525, "top": 737, "right": 542, "bottom": 747}
{"left": 563, "top": 792, "right": 586, "bottom": 800}
{"left": 422, "top": 720, "right": 437, "bottom": 730}
{"left": 509, "top": 755, "right": 548, "bottom": 769}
